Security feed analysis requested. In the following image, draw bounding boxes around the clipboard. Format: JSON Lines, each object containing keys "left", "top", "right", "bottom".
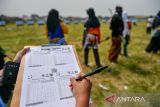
{"left": 10, "top": 45, "right": 83, "bottom": 107}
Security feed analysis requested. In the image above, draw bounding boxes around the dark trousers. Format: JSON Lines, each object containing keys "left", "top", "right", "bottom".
{"left": 123, "top": 43, "right": 128, "bottom": 56}
{"left": 123, "top": 35, "right": 130, "bottom": 56}
{"left": 146, "top": 27, "right": 152, "bottom": 34}
{"left": 146, "top": 30, "right": 160, "bottom": 53}
{"left": 145, "top": 36, "right": 160, "bottom": 53}
{"left": 0, "top": 85, "right": 13, "bottom": 103}
{"left": 84, "top": 48, "right": 101, "bottom": 67}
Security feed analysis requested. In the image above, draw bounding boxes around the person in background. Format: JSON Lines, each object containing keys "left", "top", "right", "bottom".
{"left": 145, "top": 11, "right": 160, "bottom": 53}
{"left": 0, "top": 48, "right": 92, "bottom": 107}
{"left": 122, "top": 11, "right": 130, "bottom": 57}
{"left": 0, "top": 48, "right": 29, "bottom": 106}
{"left": 146, "top": 16, "right": 154, "bottom": 34}
{"left": 127, "top": 19, "right": 132, "bottom": 31}
{"left": 0, "top": 46, "right": 12, "bottom": 70}
{"left": 82, "top": 8, "right": 102, "bottom": 67}
{"left": 46, "top": 9, "right": 68, "bottom": 45}
{"left": 108, "top": 6, "right": 124, "bottom": 63}
{"left": 0, "top": 47, "right": 6, "bottom": 70}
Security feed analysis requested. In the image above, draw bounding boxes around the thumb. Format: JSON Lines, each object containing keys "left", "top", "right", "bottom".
{"left": 70, "top": 77, "right": 76, "bottom": 84}
{"left": 21, "top": 47, "right": 30, "bottom": 55}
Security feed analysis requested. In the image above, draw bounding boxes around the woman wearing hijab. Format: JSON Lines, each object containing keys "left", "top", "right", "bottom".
{"left": 82, "top": 8, "right": 101, "bottom": 67}
{"left": 108, "top": 6, "right": 124, "bottom": 63}
{"left": 46, "top": 9, "right": 68, "bottom": 45}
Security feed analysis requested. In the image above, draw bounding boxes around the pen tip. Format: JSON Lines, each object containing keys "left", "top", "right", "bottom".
{"left": 96, "top": 65, "right": 108, "bottom": 71}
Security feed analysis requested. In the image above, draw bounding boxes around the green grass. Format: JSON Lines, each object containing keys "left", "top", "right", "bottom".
{"left": 0, "top": 22, "right": 160, "bottom": 107}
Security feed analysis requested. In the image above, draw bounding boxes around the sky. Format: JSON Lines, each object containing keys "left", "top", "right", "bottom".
{"left": 0, "top": 0, "right": 160, "bottom": 17}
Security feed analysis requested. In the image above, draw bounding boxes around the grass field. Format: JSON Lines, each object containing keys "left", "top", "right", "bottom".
{"left": 0, "top": 22, "right": 160, "bottom": 107}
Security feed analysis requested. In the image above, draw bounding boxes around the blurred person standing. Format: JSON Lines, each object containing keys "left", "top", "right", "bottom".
{"left": 108, "top": 6, "right": 124, "bottom": 63}
{"left": 122, "top": 11, "right": 130, "bottom": 57}
{"left": 46, "top": 9, "right": 68, "bottom": 45}
{"left": 146, "top": 16, "right": 154, "bottom": 34}
{"left": 145, "top": 11, "right": 160, "bottom": 53}
{"left": 82, "top": 8, "right": 101, "bottom": 67}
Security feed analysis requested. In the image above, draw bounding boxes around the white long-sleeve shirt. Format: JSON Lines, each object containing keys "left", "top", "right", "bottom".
{"left": 122, "top": 11, "right": 129, "bottom": 37}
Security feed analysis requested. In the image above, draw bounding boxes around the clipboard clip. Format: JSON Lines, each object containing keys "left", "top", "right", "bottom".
{"left": 41, "top": 44, "right": 64, "bottom": 51}
{"left": 41, "top": 44, "right": 61, "bottom": 47}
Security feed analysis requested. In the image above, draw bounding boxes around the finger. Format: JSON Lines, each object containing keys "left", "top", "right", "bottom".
{"left": 13, "top": 47, "right": 30, "bottom": 63}
{"left": 69, "top": 83, "right": 73, "bottom": 91}
{"left": 76, "top": 73, "right": 81, "bottom": 79}
{"left": 21, "top": 47, "right": 30, "bottom": 55}
{"left": 81, "top": 77, "right": 91, "bottom": 84}
{"left": 80, "top": 71, "right": 91, "bottom": 80}
{"left": 76, "top": 72, "right": 85, "bottom": 79}
{"left": 70, "top": 86, "right": 73, "bottom": 91}
{"left": 80, "top": 71, "right": 85, "bottom": 76}
{"left": 24, "top": 47, "right": 30, "bottom": 51}
{"left": 70, "top": 77, "right": 76, "bottom": 83}
{"left": 69, "top": 83, "right": 72, "bottom": 87}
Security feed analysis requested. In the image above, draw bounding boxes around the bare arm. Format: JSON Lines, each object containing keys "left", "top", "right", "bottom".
{"left": 60, "top": 21, "right": 69, "bottom": 34}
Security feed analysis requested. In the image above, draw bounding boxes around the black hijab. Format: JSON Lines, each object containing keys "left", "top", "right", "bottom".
{"left": 116, "top": 6, "right": 123, "bottom": 18}
{"left": 47, "top": 9, "right": 60, "bottom": 32}
{"left": 84, "top": 8, "right": 100, "bottom": 28}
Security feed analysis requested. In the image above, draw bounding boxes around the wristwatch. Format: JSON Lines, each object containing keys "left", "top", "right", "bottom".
{"left": 2, "top": 61, "right": 20, "bottom": 85}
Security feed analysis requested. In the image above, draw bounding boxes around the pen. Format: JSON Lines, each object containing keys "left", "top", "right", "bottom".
{"left": 76, "top": 66, "right": 108, "bottom": 81}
